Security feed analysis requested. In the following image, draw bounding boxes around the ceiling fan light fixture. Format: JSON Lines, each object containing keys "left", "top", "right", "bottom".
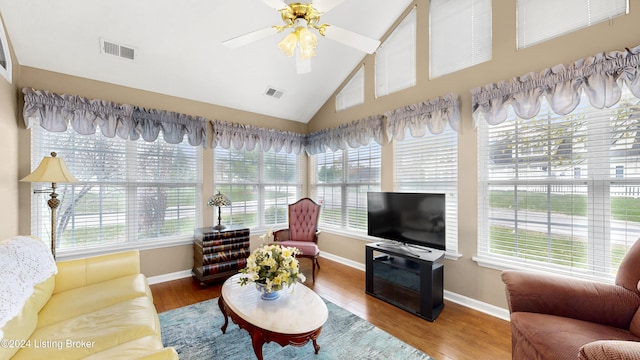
{"left": 278, "top": 31, "right": 298, "bottom": 57}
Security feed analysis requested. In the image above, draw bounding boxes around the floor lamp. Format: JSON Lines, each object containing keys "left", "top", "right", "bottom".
{"left": 21, "top": 152, "right": 78, "bottom": 259}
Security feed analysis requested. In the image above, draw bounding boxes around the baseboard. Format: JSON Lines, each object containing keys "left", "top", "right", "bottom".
{"left": 147, "top": 269, "right": 192, "bottom": 285}
{"left": 320, "top": 251, "right": 365, "bottom": 271}
{"left": 443, "top": 290, "right": 510, "bottom": 321}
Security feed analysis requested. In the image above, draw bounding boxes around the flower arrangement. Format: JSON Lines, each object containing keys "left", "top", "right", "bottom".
{"left": 238, "top": 230, "right": 306, "bottom": 292}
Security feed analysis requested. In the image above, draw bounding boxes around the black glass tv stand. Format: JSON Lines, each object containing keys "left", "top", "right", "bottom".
{"left": 365, "top": 242, "right": 444, "bottom": 321}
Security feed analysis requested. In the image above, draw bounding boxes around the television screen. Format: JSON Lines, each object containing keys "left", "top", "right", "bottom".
{"left": 367, "top": 192, "right": 446, "bottom": 251}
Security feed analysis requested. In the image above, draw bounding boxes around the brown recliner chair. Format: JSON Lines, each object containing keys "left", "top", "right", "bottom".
{"left": 502, "top": 240, "right": 640, "bottom": 360}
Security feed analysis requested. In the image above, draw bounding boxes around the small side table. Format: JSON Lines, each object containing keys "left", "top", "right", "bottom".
{"left": 192, "top": 226, "right": 250, "bottom": 285}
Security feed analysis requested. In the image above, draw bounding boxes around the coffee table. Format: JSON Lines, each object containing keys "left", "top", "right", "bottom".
{"left": 218, "top": 273, "right": 329, "bottom": 360}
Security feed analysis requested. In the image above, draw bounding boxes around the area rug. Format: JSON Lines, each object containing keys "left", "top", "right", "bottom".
{"left": 159, "top": 297, "right": 433, "bottom": 360}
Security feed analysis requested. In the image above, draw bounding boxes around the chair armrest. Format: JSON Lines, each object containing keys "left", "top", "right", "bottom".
{"left": 579, "top": 340, "right": 640, "bottom": 360}
{"left": 502, "top": 270, "right": 640, "bottom": 329}
{"left": 274, "top": 229, "right": 289, "bottom": 242}
{"left": 54, "top": 250, "right": 141, "bottom": 294}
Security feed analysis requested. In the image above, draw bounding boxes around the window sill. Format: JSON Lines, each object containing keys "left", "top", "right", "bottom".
{"left": 56, "top": 235, "right": 194, "bottom": 261}
{"left": 472, "top": 255, "right": 616, "bottom": 284}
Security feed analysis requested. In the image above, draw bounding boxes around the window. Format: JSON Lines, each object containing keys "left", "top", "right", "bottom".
{"left": 30, "top": 126, "right": 201, "bottom": 254}
{"left": 0, "top": 16, "right": 12, "bottom": 83}
{"left": 375, "top": 7, "right": 416, "bottom": 98}
{"left": 517, "top": 0, "right": 628, "bottom": 49}
{"left": 214, "top": 147, "right": 302, "bottom": 229}
{"left": 312, "top": 142, "right": 381, "bottom": 231}
{"left": 477, "top": 88, "right": 640, "bottom": 279}
{"left": 336, "top": 66, "right": 364, "bottom": 111}
{"left": 429, "top": 0, "right": 492, "bottom": 78}
{"left": 394, "top": 128, "right": 459, "bottom": 254}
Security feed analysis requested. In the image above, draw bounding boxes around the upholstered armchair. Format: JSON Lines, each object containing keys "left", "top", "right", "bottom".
{"left": 501, "top": 239, "right": 640, "bottom": 360}
{"left": 274, "top": 198, "right": 321, "bottom": 282}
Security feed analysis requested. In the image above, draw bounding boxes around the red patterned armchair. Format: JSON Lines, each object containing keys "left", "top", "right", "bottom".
{"left": 501, "top": 239, "right": 640, "bottom": 359}
{"left": 274, "top": 198, "right": 321, "bottom": 282}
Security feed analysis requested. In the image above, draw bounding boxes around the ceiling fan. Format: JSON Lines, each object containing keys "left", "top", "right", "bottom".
{"left": 222, "top": 0, "right": 381, "bottom": 73}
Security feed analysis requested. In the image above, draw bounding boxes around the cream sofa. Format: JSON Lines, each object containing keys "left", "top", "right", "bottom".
{"left": 0, "top": 236, "right": 178, "bottom": 360}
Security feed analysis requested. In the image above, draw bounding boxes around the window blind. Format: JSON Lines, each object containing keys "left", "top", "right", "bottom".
{"left": 312, "top": 142, "right": 381, "bottom": 231}
{"left": 375, "top": 7, "right": 416, "bottom": 98}
{"left": 477, "top": 88, "right": 640, "bottom": 279}
{"left": 213, "top": 147, "right": 302, "bottom": 228}
{"left": 336, "top": 66, "right": 365, "bottom": 112}
{"left": 30, "top": 125, "right": 200, "bottom": 253}
{"left": 429, "top": 0, "right": 492, "bottom": 78}
{"left": 394, "top": 128, "right": 459, "bottom": 254}
{"left": 517, "top": 0, "right": 628, "bottom": 49}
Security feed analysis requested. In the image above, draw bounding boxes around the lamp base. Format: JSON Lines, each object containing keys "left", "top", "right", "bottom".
{"left": 212, "top": 224, "right": 226, "bottom": 231}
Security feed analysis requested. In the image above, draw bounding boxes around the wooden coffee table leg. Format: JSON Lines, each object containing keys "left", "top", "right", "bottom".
{"left": 250, "top": 331, "right": 265, "bottom": 360}
{"left": 218, "top": 296, "right": 229, "bottom": 334}
{"left": 312, "top": 338, "right": 320, "bottom": 354}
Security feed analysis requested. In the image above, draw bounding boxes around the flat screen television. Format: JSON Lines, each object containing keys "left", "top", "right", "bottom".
{"left": 367, "top": 192, "right": 446, "bottom": 251}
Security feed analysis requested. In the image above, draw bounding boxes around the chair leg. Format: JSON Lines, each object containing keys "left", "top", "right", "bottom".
{"left": 311, "top": 257, "right": 316, "bottom": 282}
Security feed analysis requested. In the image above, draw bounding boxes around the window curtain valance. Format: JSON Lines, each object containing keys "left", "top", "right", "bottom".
{"left": 472, "top": 43, "right": 640, "bottom": 126}
{"left": 23, "top": 88, "right": 208, "bottom": 147}
{"left": 304, "top": 115, "right": 384, "bottom": 155}
{"left": 384, "top": 93, "right": 461, "bottom": 141}
{"left": 210, "top": 119, "right": 306, "bottom": 154}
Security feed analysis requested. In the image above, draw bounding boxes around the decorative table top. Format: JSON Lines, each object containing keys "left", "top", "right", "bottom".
{"left": 221, "top": 273, "right": 328, "bottom": 334}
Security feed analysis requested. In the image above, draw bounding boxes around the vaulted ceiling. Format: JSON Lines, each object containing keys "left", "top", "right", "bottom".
{"left": 0, "top": 0, "right": 413, "bottom": 123}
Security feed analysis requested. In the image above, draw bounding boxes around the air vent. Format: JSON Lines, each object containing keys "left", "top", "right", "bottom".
{"left": 100, "top": 38, "right": 136, "bottom": 61}
{"left": 264, "top": 87, "right": 284, "bottom": 99}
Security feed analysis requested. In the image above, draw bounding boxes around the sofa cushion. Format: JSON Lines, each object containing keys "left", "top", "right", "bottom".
{"left": 579, "top": 340, "right": 640, "bottom": 360}
{"left": 81, "top": 335, "right": 166, "bottom": 360}
{"left": 38, "top": 274, "right": 151, "bottom": 327}
{"left": 512, "top": 312, "right": 640, "bottom": 360}
{"left": 12, "top": 296, "right": 160, "bottom": 360}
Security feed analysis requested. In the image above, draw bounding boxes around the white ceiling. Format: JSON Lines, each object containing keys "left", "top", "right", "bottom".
{"left": 0, "top": 0, "right": 413, "bottom": 123}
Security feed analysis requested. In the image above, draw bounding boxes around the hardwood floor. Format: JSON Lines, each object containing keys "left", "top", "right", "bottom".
{"left": 150, "top": 258, "right": 512, "bottom": 360}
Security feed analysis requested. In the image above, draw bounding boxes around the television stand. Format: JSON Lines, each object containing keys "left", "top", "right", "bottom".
{"left": 365, "top": 242, "right": 444, "bottom": 321}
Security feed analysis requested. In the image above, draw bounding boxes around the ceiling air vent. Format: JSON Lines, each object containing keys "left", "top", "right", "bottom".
{"left": 264, "top": 87, "right": 284, "bottom": 99}
{"left": 100, "top": 38, "right": 136, "bottom": 61}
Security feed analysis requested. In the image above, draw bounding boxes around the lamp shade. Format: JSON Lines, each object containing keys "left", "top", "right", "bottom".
{"left": 207, "top": 191, "right": 231, "bottom": 207}
{"left": 20, "top": 152, "right": 78, "bottom": 183}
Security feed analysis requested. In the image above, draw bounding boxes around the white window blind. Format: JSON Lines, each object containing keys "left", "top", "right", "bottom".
{"left": 312, "top": 142, "right": 381, "bottom": 231}
{"left": 429, "top": 0, "right": 492, "bottom": 78}
{"left": 0, "top": 16, "right": 11, "bottom": 82}
{"left": 517, "top": 0, "right": 628, "bottom": 49}
{"left": 477, "top": 88, "right": 640, "bottom": 280}
{"left": 375, "top": 7, "right": 416, "bottom": 98}
{"left": 394, "top": 128, "right": 459, "bottom": 254}
{"left": 30, "top": 126, "right": 201, "bottom": 253}
{"left": 336, "top": 66, "right": 365, "bottom": 111}
{"left": 214, "top": 147, "right": 302, "bottom": 228}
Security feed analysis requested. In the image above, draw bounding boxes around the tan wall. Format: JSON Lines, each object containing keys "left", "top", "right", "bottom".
{"left": 15, "top": 67, "right": 309, "bottom": 277}
{"left": 0, "top": 13, "right": 19, "bottom": 239}
{"left": 308, "top": 0, "right": 640, "bottom": 309}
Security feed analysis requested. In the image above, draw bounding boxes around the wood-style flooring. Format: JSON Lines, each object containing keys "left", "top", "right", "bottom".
{"left": 150, "top": 257, "right": 512, "bottom": 360}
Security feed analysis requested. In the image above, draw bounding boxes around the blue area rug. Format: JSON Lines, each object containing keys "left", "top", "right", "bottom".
{"left": 159, "top": 297, "right": 433, "bottom": 360}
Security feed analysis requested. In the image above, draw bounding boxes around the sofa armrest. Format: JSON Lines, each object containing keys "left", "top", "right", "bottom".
{"left": 502, "top": 270, "right": 640, "bottom": 329}
{"left": 579, "top": 340, "right": 640, "bottom": 360}
{"left": 54, "top": 250, "right": 142, "bottom": 294}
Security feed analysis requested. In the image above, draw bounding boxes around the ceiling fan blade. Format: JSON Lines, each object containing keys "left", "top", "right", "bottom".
{"left": 261, "top": 0, "right": 289, "bottom": 11}
{"left": 312, "top": 0, "right": 345, "bottom": 14}
{"left": 222, "top": 26, "right": 278, "bottom": 49}
{"left": 322, "top": 25, "right": 381, "bottom": 54}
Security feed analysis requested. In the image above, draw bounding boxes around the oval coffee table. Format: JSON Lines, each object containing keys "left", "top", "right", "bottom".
{"left": 218, "top": 273, "right": 329, "bottom": 360}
